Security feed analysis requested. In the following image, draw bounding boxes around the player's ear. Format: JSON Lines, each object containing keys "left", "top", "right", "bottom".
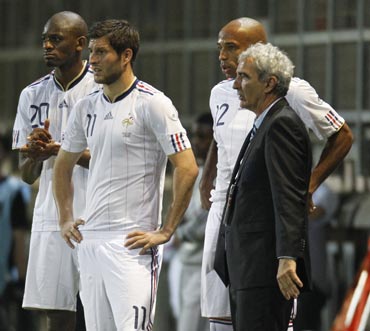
{"left": 76, "top": 36, "right": 87, "bottom": 51}
{"left": 121, "top": 48, "right": 133, "bottom": 65}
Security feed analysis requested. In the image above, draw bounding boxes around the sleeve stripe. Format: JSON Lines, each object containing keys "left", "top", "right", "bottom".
{"left": 325, "top": 110, "right": 344, "bottom": 130}
{"left": 170, "top": 132, "right": 188, "bottom": 153}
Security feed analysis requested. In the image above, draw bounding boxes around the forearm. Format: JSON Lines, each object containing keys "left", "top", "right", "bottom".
{"left": 76, "top": 149, "right": 91, "bottom": 169}
{"left": 310, "top": 123, "right": 353, "bottom": 193}
{"left": 19, "top": 155, "right": 42, "bottom": 184}
{"left": 199, "top": 139, "right": 217, "bottom": 209}
{"left": 162, "top": 153, "right": 199, "bottom": 239}
{"left": 53, "top": 150, "right": 81, "bottom": 225}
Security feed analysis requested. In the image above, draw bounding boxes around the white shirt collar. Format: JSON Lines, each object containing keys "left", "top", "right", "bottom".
{"left": 254, "top": 97, "right": 283, "bottom": 129}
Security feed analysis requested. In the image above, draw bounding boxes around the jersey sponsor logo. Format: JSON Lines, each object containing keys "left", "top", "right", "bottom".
{"left": 104, "top": 111, "right": 114, "bottom": 120}
{"left": 58, "top": 100, "right": 68, "bottom": 109}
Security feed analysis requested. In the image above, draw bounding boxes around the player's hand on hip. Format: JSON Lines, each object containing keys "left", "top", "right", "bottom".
{"left": 60, "top": 219, "right": 85, "bottom": 249}
{"left": 125, "top": 230, "right": 169, "bottom": 255}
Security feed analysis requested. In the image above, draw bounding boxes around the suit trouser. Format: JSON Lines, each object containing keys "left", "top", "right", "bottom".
{"left": 229, "top": 286, "right": 293, "bottom": 331}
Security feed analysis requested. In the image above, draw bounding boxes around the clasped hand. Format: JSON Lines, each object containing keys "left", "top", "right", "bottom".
{"left": 19, "top": 119, "right": 60, "bottom": 161}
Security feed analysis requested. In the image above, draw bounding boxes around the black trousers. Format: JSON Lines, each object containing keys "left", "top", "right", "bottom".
{"left": 229, "top": 286, "right": 293, "bottom": 331}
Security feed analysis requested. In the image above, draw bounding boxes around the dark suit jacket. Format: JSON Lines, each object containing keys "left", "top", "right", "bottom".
{"left": 225, "top": 98, "right": 312, "bottom": 291}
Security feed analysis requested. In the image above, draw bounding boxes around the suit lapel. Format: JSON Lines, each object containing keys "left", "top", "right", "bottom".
{"left": 230, "top": 129, "right": 253, "bottom": 183}
{"left": 237, "top": 98, "right": 289, "bottom": 176}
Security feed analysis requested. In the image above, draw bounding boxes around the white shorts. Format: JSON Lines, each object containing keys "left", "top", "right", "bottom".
{"left": 201, "top": 201, "right": 231, "bottom": 318}
{"left": 77, "top": 232, "right": 163, "bottom": 331}
{"left": 23, "top": 231, "right": 79, "bottom": 311}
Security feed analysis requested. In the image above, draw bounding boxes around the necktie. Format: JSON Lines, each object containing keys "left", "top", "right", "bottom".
{"left": 249, "top": 123, "right": 257, "bottom": 142}
{"left": 222, "top": 122, "right": 257, "bottom": 226}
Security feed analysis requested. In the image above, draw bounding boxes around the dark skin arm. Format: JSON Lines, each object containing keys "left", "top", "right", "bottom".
{"left": 308, "top": 122, "right": 353, "bottom": 211}
{"left": 18, "top": 119, "right": 90, "bottom": 184}
{"left": 199, "top": 138, "right": 217, "bottom": 210}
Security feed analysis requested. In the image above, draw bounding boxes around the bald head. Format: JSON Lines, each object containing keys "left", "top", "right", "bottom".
{"left": 225, "top": 18, "right": 267, "bottom": 45}
{"left": 46, "top": 11, "right": 88, "bottom": 38}
{"left": 217, "top": 17, "right": 268, "bottom": 79}
{"left": 42, "top": 11, "right": 88, "bottom": 70}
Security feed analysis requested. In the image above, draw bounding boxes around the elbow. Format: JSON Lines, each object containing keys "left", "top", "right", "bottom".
{"left": 191, "top": 163, "right": 199, "bottom": 181}
{"left": 346, "top": 124, "right": 354, "bottom": 146}
{"left": 21, "top": 173, "right": 36, "bottom": 185}
{"left": 19, "top": 165, "right": 38, "bottom": 185}
{"left": 340, "top": 123, "right": 354, "bottom": 154}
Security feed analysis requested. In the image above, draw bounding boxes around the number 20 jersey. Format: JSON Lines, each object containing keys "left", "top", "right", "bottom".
{"left": 12, "top": 63, "right": 99, "bottom": 232}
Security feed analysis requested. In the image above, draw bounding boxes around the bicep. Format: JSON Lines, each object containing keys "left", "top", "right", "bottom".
{"left": 168, "top": 149, "right": 197, "bottom": 170}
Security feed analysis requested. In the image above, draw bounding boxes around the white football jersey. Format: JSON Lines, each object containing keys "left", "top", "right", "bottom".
{"left": 12, "top": 62, "right": 100, "bottom": 231}
{"left": 61, "top": 78, "right": 191, "bottom": 232}
{"left": 210, "top": 77, "right": 345, "bottom": 203}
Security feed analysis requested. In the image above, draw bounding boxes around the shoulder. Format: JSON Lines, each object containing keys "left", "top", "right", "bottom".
{"left": 20, "top": 72, "right": 54, "bottom": 95}
{"left": 272, "top": 102, "right": 307, "bottom": 131}
{"left": 286, "top": 77, "right": 320, "bottom": 106}
{"left": 135, "top": 80, "right": 163, "bottom": 97}
{"left": 134, "top": 80, "right": 173, "bottom": 108}
{"left": 211, "top": 78, "right": 234, "bottom": 94}
{"left": 77, "top": 89, "right": 101, "bottom": 105}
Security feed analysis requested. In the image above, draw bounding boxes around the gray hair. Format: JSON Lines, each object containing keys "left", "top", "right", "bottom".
{"left": 238, "top": 43, "right": 294, "bottom": 96}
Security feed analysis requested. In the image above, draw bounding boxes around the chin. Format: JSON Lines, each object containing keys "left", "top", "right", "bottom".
{"left": 44, "top": 60, "right": 57, "bottom": 68}
{"left": 239, "top": 101, "right": 247, "bottom": 109}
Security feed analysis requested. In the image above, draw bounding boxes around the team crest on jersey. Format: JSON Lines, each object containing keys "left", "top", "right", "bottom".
{"left": 122, "top": 114, "right": 134, "bottom": 127}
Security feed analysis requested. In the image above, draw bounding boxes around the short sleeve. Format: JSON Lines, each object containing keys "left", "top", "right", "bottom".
{"left": 146, "top": 94, "right": 191, "bottom": 155}
{"left": 61, "top": 99, "right": 88, "bottom": 153}
{"left": 12, "top": 89, "right": 32, "bottom": 149}
{"left": 286, "top": 78, "right": 345, "bottom": 140}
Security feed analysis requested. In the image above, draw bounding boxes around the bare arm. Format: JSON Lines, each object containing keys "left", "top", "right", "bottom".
{"left": 199, "top": 138, "right": 217, "bottom": 210}
{"left": 53, "top": 148, "right": 84, "bottom": 248}
{"left": 76, "top": 150, "right": 91, "bottom": 168}
{"left": 18, "top": 153, "right": 43, "bottom": 184}
{"left": 125, "top": 148, "right": 199, "bottom": 254}
{"left": 309, "top": 122, "right": 353, "bottom": 209}
{"left": 18, "top": 119, "right": 90, "bottom": 183}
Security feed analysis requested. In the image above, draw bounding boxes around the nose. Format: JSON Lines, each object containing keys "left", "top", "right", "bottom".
{"left": 233, "top": 76, "right": 241, "bottom": 90}
{"left": 89, "top": 52, "right": 96, "bottom": 64}
{"left": 218, "top": 48, "right": 227, "bottom": 61}
{"left": 43, "top": 39, "right": 54, "bottom": 50}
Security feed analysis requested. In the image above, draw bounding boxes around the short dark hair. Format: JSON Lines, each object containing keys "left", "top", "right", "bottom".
{"left": 88, "top": 19, "right": 140, "bottom": 62}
